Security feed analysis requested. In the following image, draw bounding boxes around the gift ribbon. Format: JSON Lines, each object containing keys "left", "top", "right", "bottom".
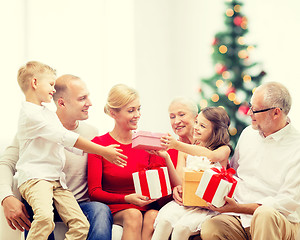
{"left": 210, "top": 167, "right": 235, "bottom": 182}
{"left": 157, "top": 168, "right": 168, "bottom": 196}
{"left": 137, "top": 167, "right": 169, "bottom": 198}
{"left": 210, "top": 167, "right": 237, "bottom": 198}
{"left": 138, "top": 170, "right": 151, "bottom": 198}
{"left": 202, "top": 167, "right": 237, "bottom": 203}
{"left": 137, "top": 158, "right": 164, "bottom": 172}
{"left": 147, "top": 162, "right": 165, "bottom": 170}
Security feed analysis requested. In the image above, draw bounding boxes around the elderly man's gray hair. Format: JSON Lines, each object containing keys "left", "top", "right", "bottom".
{"left": 258, "top": 82, "right": 291, "bottom": 115}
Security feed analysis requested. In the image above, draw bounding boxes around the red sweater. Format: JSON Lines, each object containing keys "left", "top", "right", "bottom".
{"left": 88, "top": 132, "right": 177, "bottom": 214}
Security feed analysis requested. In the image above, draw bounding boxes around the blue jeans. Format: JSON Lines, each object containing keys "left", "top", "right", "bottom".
{"left": 24, "top": 200, "right": 113, "bottom": 240}
{"left": 79, "top": 201, "right": 113, "bottom": 240}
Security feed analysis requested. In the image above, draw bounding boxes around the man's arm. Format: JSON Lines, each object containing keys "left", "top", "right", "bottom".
{"left": 0, "top": 136, "right": 19, "bottom": 203}
{"left": 0, "top": 136, "right": 31, "bottom": 231}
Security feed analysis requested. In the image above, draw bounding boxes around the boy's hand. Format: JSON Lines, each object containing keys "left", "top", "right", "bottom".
{"left": 103, "top": 144, "right": 127, "bottom": 167}
{"left": 161, "top": 133, "right": 178, "bottom": 149}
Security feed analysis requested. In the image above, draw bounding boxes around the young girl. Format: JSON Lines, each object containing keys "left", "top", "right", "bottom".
{"left": 152, "top": 106, "right": 231, "bottom": 240}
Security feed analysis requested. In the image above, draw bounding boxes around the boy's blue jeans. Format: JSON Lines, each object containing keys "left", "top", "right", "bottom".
{"left": 24, "top": 200, "right": 113, "bottom": 240}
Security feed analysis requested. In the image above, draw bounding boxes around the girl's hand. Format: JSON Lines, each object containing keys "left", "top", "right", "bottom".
{"left": 147, "top": 149, "right": 168, "bottom": 158}
{"left": 124, "top": 193, "right": 156, "bottom": 207}
{"left": 103, "top": 144, "right": 128, "bottom": 167}
{"left": 146, "top": 150, "right": 158, "bottom": 156}
{"left": 173, "top": 185, "right": 183, "bottom": 205}
{"left": 161, "top": 134, "right": 178, "bottom": 149}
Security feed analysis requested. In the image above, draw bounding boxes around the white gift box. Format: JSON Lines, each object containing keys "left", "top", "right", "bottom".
{"left": 132, "top": 167, "right": 172, "bottom": 199}
{"left": 195, "top": 167, "right": 238, "bottom": 208}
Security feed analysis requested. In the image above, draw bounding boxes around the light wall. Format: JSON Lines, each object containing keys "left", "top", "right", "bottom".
{"left": 1, "top": 0, "right": 300, "bottom": 153}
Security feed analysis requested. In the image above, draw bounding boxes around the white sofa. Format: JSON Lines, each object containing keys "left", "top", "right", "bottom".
{"left": 0, "top": 210, "right": 123, "bottom": 240}
{"left": 0, "top": 177, "right": 123, "bottom": 240}
{"left": 0, "top": 177, "right": 24, "bottom": 240}
{"left": 47, "top": 223, "right": 123, "bottom": 240}
{"left": 2, "top": 179, "right": 299, "bottom": 240}
{"left": 0, "top": 205, "right": 123, "bottom": 240}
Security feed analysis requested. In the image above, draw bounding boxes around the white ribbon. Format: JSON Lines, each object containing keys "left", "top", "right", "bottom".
{"left": 185, "top": 155, "right": 215, "bottom": 171}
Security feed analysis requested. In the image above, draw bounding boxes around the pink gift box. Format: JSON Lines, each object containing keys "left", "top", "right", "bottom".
{"left": 132, "top": 131, "right": 167, "bottom": 151}
{"left": 132, "top": 167, "right": 172, "bottom": 199}
{"left": 195, "top": 167, "right": 238, "bottom": 208}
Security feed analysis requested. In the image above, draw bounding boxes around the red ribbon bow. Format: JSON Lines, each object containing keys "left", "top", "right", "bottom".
{"left": 201, "top": 166, "right": 237, "bottom": 203}
{"left": 210, "top": 166, "right": 236, "bottom": 183}
{"left": 147, "top": 162, "right": 165, "bottom": 170}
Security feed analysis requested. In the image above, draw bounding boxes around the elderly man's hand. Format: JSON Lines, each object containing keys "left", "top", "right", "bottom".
{"left": 207, "top": 196, "right": 260, "bottom": 215}
{"left": 207, "top": 196, "right": 239, "bottom": 213}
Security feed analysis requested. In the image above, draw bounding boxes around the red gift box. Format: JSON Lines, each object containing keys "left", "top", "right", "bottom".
{"left": 132, "top": 167, "right": 172, "bottom": 199}
{"left": 132, "top": 131, "right": 167, "bottom": 151}
{"left": 195, "top": 167, "right": 238, "bottom": 207}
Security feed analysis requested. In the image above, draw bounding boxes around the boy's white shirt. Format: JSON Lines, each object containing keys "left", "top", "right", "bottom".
{"left": 0, "top": 120, "right": 98, "bottom": 204}
{"left": 15, "top": 101, "right": 79, "bottom": 189}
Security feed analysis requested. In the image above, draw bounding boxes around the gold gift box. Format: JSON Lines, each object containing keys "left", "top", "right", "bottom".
{"left": 182, "top": 170, "right": 207, "bottom": 207}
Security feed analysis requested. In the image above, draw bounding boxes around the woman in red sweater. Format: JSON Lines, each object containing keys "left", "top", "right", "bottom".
{"left": 88, "top": 84, "right": 165, "bottom": 240}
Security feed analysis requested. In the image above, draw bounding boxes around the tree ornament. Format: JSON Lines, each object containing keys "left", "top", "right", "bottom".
{"left": 212, "top": 37, "right": 219, "bottom": 46}
{"left": 238, "top": 104, "right": 250, "bottom": 115}
{"left": 226, "top": 86, "right": 236, "bottom": 96}
{"left": 215, "top": 63, "right": 227, "bottom": 74}
{"left": 259, "top": 70, "right": 266, "bottom": 77}
{"left": 233, "top": 16, "right": 243, "bottom": 26}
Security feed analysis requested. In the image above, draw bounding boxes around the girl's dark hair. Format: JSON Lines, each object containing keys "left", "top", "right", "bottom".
{"left": 201, "top": 107, "right": 231, "bottom": 150}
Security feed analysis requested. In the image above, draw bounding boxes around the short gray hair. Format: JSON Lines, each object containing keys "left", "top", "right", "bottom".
{"left": 168, "top": 97, "right": 198, "bottom": 116}
{"left": 258, "top": 82, "right": 292, "bottom": 115}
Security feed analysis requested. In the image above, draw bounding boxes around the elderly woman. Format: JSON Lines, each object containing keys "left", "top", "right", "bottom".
{"left": 168, "top": 97, "right": 198, "bottom": 144}
{"left": 167, "top": 97, "right": 198, "bottom": 167}
{"left": 153, "top": 97, "right": 199, "bottom": 210}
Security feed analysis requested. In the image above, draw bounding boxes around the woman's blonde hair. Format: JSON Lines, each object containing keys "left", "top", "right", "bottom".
{"left": 104, "top": 84, "right": 139, "bottom": 116}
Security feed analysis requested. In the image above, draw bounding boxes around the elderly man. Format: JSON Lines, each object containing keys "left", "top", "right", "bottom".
{"left": 0, "top": 74, "right": 113, "bottom": 240}
{"left": 200, "top": 82, "right": 300, "bottom": 240}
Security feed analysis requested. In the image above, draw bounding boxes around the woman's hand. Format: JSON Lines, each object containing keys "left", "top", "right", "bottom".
{"left": 161, "top": 134, "right": 178, "bottom": 150}
{"left": 125, "top": 193, "right": 156, "bottom": 207}
{"left": 173, "top": 185, "right": 183, "bottom": 205}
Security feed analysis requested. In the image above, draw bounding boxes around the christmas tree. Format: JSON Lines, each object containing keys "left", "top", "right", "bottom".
{"left": 199, "top": 0, "right": 266, "bottom": 148}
